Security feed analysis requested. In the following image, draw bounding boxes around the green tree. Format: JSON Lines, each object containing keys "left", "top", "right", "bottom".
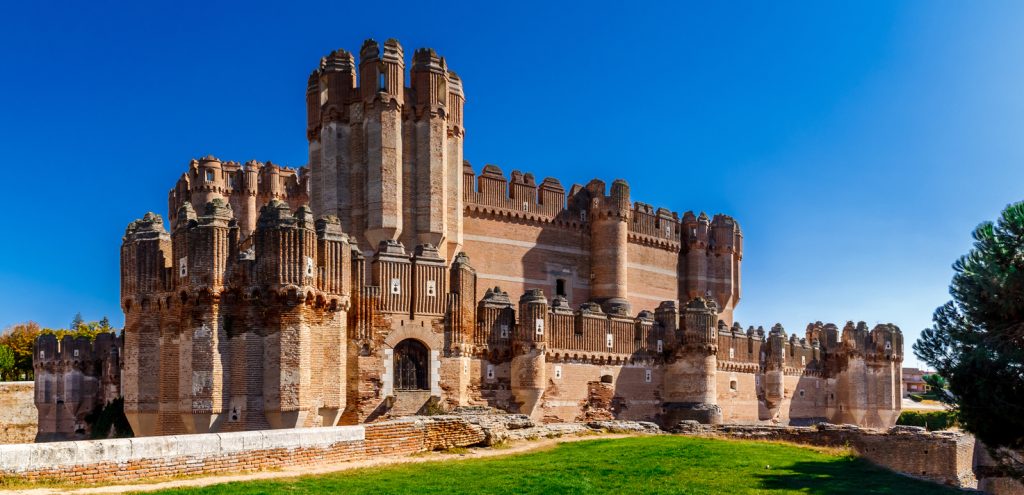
{"left": 914, "top": 202, "right": 1024, "bottom": 452}
{"left": 0, "top": 322, "right": 42, "bottom": 380}
{"left": 0, "top": 344, "right": 15, "bottom": 381}
{"left": 923, "top": 373, "right": 947, "bottom": 391}
{"left": 99, "top": 316, "right": 112, "bottom": 332}
{"left": 70, "top": 312, "right": 84, "bottom": 331}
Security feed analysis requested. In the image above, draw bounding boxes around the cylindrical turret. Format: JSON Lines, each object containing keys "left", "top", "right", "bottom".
{"left": 120, "top": 212, "right": 171, "bottom": 437}
{"left": 681, "top": 211, "right": 711, "bottom": 303}
{"left": 360, "top": 38, "right": 405, "bottom": 249}
{"left": 410, "top": 48, "right": 450, "bottom": 253}
{"left": 190, "top": 156, "right": 225, "bottom": 207}
{"left": 588, "top": 179, "right": 630, "bottom": 313}
{"left": 662, "top": 297, "right": 722, "bottom": 426}
{"left": 511, "top": 289, "right": 548, "bottom": 418}
{"left": 764, "top": 323, "right": 787, "bottom": 420}
{"left": 446, "top": 72, "right": 466, "bottom": 258}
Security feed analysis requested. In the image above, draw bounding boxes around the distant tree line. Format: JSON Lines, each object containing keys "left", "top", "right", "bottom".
{"left": 0, "top": 313, "right": 117, "bottom": 381}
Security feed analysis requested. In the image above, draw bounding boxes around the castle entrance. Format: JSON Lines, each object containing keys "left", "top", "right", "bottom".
{"left": 394, "top": 339, "right": 429, "bottom": 390}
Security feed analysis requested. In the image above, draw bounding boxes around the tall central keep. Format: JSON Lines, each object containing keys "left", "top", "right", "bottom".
{"left": 307, "top": 39, "right": 466, "bottom": 260}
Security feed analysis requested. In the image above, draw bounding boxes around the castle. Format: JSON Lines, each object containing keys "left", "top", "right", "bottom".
{"left": 107, "top": 38, "right": 904, "bottom": 437}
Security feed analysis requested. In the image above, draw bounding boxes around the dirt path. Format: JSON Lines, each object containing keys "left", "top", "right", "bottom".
{"left": 9, "top": 434, "right": 631, "bottom": 495}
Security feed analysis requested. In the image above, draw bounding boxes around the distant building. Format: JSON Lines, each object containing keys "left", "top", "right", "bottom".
{"left": 902, "top": 367, "right": 934, "bottom": 397}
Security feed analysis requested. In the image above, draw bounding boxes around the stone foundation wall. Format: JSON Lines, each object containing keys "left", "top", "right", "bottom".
{"left": 678, "top": 422, "right": 978, "bottom": 489}
{"left": 0, "top": 382, "right": 37, "bottom": 444}
{"left": 0, "top": 415, "right": 485, "bottom": 484}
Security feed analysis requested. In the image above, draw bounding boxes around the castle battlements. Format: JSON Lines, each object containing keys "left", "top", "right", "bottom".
{"left": 99, "top": 39, "right": 906, "bottom": 438}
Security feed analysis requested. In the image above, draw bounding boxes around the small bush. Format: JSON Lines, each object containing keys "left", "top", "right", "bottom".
{"left": 897, "top": 410, "right": 957, "bottom": 431}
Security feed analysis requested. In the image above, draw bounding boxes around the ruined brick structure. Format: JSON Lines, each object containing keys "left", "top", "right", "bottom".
{"left": 32, "top": 333, "right": 122, "bottom": 441}
{"left": 115, "top": 38, "right": 903, "bottom": 436}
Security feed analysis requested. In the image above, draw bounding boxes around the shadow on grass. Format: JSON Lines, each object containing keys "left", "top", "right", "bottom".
{"left": 755, "top": 457, "right": 963, "bottom": 494}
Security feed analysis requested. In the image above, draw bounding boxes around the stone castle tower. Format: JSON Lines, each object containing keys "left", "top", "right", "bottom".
{"left": 110, "top": 38, "right": 902, "bottom": 436}
{"left": 307, "top": 40, "right": 465, "bottom": 260}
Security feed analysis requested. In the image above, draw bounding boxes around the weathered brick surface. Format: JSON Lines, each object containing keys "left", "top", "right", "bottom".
{"left": 0, "top": 416, "right": 484, "bottom": 483}
{"left": 677, "top": 422, "right": 979, "bottom": 489}
{"left": 0, "top": 382, "right": 36, "bottom": 444}
{"left": 101, "top": 38, "right": 905, "bottom": 442}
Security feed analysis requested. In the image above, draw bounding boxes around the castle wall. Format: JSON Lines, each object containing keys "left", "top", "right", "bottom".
{"left": 106, "top": 40, "right": 908, "bottom": 439}
{"left": 625, "top": 242, "right": 679, "bottom": 313}
{"left": 462, "top": 204, "right": 591, "bottom": 309}
{"left": 0, "top": 382, "right": 36, "bottom": 444}
{"left": 715, "top": 372, "right": 761, "bottom": 423}
{"left": 33, "top": 333, "right": 121, "bottom": 442}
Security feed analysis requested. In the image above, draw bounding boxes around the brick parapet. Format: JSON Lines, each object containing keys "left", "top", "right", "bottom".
{"left": 0, "top": 416, "right": 486, "bottom": 484}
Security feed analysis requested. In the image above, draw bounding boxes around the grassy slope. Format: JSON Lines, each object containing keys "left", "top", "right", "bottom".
{"left": 148, "top": 436, "right": 962, "bottom": 495}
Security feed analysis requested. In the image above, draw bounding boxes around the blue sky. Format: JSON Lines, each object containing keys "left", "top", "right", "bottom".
{"left": 3, "top": 1, "right": 1023, "bottom": 368}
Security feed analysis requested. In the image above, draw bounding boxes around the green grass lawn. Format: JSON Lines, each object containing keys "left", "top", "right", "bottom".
{"left": 147, "top": 436, "right": 962, "bottom": 495}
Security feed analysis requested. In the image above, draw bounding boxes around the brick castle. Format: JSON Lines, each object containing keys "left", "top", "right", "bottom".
{"left": 37, "top": 38, "right": 903, "bottom": 438}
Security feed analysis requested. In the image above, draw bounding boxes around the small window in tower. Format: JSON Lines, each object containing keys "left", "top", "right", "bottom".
{"left": 555, "top": 279, "right": 566, "bottom": 297}
{"left": 801, "top": 355, "right": 806, "bottom": 365}
{"left": 644, "top": 369, "right": 652, "bottom": 383}
{"left": 390, "top": 278, "right": 401, "bottom": 295}
{"left": 205, "top": 170, "right": 214, "bottom": 182}
{"left": 535, "top": 318, "right": 544, "bottom": 335}
{"left": 179, "top": 257, "right": 188, "bottom": 278}
{"left": 426, "top": 280, "right": 437, "bottom": 297}
{"left": 656, "top": 339, "right": 663, "bottom": 353}
{"left": 730, "top": 379, "right": 738, "bottom": 391}
{"left": 885, "top": 341, "right": 892, "bottom": 350}
{"left": 305, "top": 257, "right": 315, "bottom": 278}
{"left": 606, "top": 334, "right": 614, "bottom": 348}
{"left": 799, "top": 389, "right": 806, "bottom": 398}
{"left": 580, "top": 210, "right": 587, "bottom": 222}
{"left": 229, "top": 174, "right": 238, "bottom": 189}
{"left": 73, "top": 349, "right": 79, "bottom": 358}
{"left": 39, "top": 350, "right": 45, "bottom": 359}
{"left": 554, "top": 366, "right": 562, "bottom": 379}
{"left": 486, "top": 364, "right": 495, "bottom": 380}
{"left": 729, "top": 347, "right": 735, "bottom": 359}
{"left": 379, "top": 72, "right": 387, "bottom": 91}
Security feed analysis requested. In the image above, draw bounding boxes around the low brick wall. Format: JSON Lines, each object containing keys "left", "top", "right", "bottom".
{"left": 0, "top": 381, "right": 36, "bottom": 444}
{"left": 679, "top": 423, "right": 978, "bottom": 489}
{"left": 0, "top": 415, "right": 485, "bottom": 484}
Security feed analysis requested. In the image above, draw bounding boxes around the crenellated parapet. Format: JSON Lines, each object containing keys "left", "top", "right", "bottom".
{"left": 168, "top": 157, "right": 308, "bottom": 240}
{"left": 472, "top": 288, "right": 664, "bottom": 364}
{"left": 119, "top": 197, "right": 352, "bottom": 436}
{"left": 306, "top": 39, "right": 466, "bottom": 258}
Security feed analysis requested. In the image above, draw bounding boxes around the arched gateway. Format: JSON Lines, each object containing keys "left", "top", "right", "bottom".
{"left": 394, "top": 339, "right": 429, "bottom": 391}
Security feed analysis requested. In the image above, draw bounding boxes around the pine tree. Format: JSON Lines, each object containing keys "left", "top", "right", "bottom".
{"left": 70, "top": 312, "right": 85, "bottom": 331}
{"left": 914, "top": 202, "right": 1024, "bottom": 451}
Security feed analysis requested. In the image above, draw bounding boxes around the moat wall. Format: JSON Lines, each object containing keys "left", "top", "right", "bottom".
{"left": 0, "top": 382, "right": 37, "bottom": 444}
{"left": 0, "top": 416, "right": 487, "bottom": 483}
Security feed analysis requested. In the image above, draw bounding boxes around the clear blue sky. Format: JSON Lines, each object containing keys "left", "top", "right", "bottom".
{"left": 3, "top": 2, "right": 1023, "bottom": 368}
